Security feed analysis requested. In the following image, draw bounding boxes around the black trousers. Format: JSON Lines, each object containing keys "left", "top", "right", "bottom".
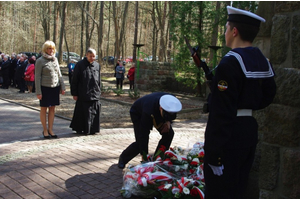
{"left": 17, "top": 78, "right": 26, "bottom": 92}
{"left": 204, "top": 146, "right": 256, "bottom": 199}
{"left": 68, "top": 73, "right": 73, "bottom": 85}
{"left": 129, "top": 80, "right": 134, "bottom": 90}
{"left": 116, "top": 78, "right": 123, "bottom": 89}
{"left": 2, "top": 73, "right": 10, "bottom": 88}
{"left": 120, "top": 113, "right": 174, "bottom": 165}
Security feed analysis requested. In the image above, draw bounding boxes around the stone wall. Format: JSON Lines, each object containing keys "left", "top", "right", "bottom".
{"left": 135, "top": 61, "right": 197, "bottom": 93}
{"left": 253, "top": 1, "right": 300, "bottom": 198}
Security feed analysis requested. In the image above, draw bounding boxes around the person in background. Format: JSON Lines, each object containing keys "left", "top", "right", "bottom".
{"left": 127, "top": 63, "right": 135, "bottom": 90}
{"left": 70, "top": 48, "right": 101, "bottom": 135}
{"left": 31, "top": 56, "right": 36, "bottom": 93}
{"left": 115, "top": 60, "right": 125, "bottom": 89}
{"left": 9, "top": 53, "right": 17, "bottom": 87}
{"left": 67, "top": 59, "right": 76, "bottom": 84}
{"left": 15, "top": 56, "right": 26, "bottom": 93}
{"left": 118, "top": 92, "right": 182, "bottom": 169}
{"left": 114, "top": 59, "right": 119, "bottom": 78}
{"left": 24, "top": 57, "right": 35, "bottom": 93}
{"left": 203, "top": 6, "right": 276, "bottom": 198}
{"left": 0, "top": 55, "right": 11, "bottom": 89}
{"left": 35, "top": 40, "right": 66, "bottom": 139}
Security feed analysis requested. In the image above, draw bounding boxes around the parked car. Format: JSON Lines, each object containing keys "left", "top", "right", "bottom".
{"left": 102, "top": 56, "right": 115, "bottom": 65}
{"left": 19, "top": 52, "right": 40, "bottom": 58}
{"left": 125, "top": 57, "right": 133, "bottom": 63}
{"left": 63, "top": 52, "right": 81, "bottom": 62}
{"left": 147, "top": 55, "right": 158, "bottom": 61}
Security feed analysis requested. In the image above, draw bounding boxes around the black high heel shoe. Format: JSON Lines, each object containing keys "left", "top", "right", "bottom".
{"left": 42, "top": 131, "right": 51, "bottom": 139}
{"left": 48, "top": 131, "right": 58, "bottom": 138}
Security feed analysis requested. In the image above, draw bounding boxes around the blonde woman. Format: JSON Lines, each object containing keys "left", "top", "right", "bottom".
{"left": 35, "top": 41, "right": 66, "bottom": 139}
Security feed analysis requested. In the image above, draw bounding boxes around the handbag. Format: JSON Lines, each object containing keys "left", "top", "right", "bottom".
{"left": 24, "top": 75, "right": 31, "bottom": 81}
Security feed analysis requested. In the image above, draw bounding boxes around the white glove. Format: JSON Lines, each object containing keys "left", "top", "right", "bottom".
{"left": 208, "top": 164, "right": 224, "bottom": 176}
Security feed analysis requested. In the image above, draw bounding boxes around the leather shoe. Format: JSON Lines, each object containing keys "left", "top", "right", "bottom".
{"left": 48, "top": 132, "right": 58, "bottom": 138}
{"left": 118, "top": 156, "right": 126, "bottom": 169}
{"left": 42, "top": 131, "right": 51, "bottom": 139}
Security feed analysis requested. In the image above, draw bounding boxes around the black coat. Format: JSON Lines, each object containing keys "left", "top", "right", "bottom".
{"left": 10, "top": 58, "right": 18, "bottom": 75}
{"left": 0, "top": 60, "right": 10, "bottom": 76}
{"left": 130, "top": 92, "right": 170, "bottom": 132}
{"left": 15, "top": 61, "right": 26, "bottom": 80}
{"left": 71, "top": 57, "right": 101, "bottom": 101}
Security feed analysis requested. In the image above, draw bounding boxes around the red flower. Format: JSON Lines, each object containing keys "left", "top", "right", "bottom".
{"left": 190, "top": 188, "right": 198, "bottom": 197}
{"left": 159, "top": 145, "right": 166, "bottom": 152}
{"left": 198, "top": 151, "right": 204, "bottom": 158}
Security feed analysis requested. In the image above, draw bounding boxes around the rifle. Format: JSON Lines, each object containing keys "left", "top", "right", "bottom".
{"left": 184, "top": 36, "right": 213, "bottom": 80}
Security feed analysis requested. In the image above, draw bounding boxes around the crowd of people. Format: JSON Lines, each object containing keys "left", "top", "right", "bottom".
{"left": 0, "top": 52, "right": 38, "bottom": 93}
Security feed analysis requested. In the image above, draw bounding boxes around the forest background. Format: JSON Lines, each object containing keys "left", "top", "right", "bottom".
{"left": 0, "top": 1, "right": 260, "bottom": 94}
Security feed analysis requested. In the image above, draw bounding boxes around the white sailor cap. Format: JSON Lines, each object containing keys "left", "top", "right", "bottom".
{"left": 159, "top": 94, "right": 182, "bottom": 113}
{"left": 227, "top": 6, "right": 265, "bottom": 27}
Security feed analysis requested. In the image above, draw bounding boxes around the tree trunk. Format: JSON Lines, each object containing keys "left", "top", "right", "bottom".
{"left": 64, "top": 30, "right": 69, "bottom": 64}
{"left": 58, "top": 1, "right": 67, "bottom": 64}
{"left": 80, "top": 2, "right": 85, "bottom": 58}
{"left": 155, "top": 1, "right": 167, "bottom": 62}
{"left": 151, "top": 2, "right": 158, "bottom": 62}
{"left": 52, "top": 2, "right": 59, "bottom": 44}
{"left": 85, "top": 1, "right": 90, "bottom": 51}
{"left": 119, "top": 1, "right": 129, "bottom": 60}
{"left": 195, "top": 2, "right": 204, "bottom": 96}
{"left": 98, "top": 1, "right": 104, "bottom": 63}
{"left": 33, "top": 9, "right": 37, "bottom": 52}
{"left": 105, "top": 2, "right": 111, "bottom": 67}
{"left": 209, "top": 1, "right": 220, "bottom": 65}
{"left": 39, "top": 2, "right": 51, "bottom": 41}
{"left": 133, "top": 1, "right": 138, "bottom": 62}
{"left": 112, "top": 1, "right": 120, "bottom": 60}
{"left": 167, "top": 2, "right": 172, "bottom": 62}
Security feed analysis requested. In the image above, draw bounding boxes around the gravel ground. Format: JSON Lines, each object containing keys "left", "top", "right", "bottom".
{"left": 0, "top": 73, "right": 207, "bottom": 129}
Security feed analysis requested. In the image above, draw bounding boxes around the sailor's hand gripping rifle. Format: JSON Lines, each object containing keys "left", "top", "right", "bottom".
{"left": 184, "top": 36, "right": 213, "bottom": 113}
{"left": 184, "top": 36, "right": 213, "bottom": 81}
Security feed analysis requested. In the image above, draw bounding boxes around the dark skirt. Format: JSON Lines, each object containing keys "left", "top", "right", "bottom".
{"left": 70, "top": 100, "right": 101, "bottom": 134}
{"left": 40, "top": 86, "right": 60, "bottom": 107}
{"left": 26, "top": 81, "right": 34, "bottom": 86}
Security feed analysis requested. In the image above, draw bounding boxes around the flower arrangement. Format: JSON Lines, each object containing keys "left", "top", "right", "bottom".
{"left": 120, "top": 141, "right": 205, "bottom": 199}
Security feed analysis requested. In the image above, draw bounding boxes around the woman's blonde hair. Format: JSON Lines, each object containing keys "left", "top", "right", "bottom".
{"left": 41, "top": 40, "right": 56, "bottom": 55}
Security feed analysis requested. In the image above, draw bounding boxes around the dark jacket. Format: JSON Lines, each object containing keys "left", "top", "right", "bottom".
{"left": 10, "top": 58, "right": 18, "bottom": 75}
{"left": 15, "top": 61, "right": 26, "bottom": 80}
{"left": 130, "top": 92, "right": 169, "bottom": 132}
{"left": 71, "top": 57, "right": 101, "bottom": 101}
{"left": 0, "top": 60, "right": 10, "bottom": 76}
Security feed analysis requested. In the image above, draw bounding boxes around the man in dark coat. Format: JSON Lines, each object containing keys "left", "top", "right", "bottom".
{"left": 118, "top": 92, "right": 182, "bottom": 169}
{"left": 9, "top": 53, "right": 17, "bottom": 87}
{"left": 0, "top": 55, "right": 11, "bottom": 89}
{"left": 15, "top": 56, "right": 27, "bottom": 93}
{"left": 70, "top": 48, "right": 101, "bottom": 135}
{"left": 203, "top": 6, "right": 277, "bottom": 199}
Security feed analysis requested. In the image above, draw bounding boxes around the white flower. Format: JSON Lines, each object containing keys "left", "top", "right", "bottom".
{"left": 186, "top": 178, "right": 194, "bottom": 183}
{"left": 177, "top": 146, "right": 183, "bottom": 152}
{"left": 182, "top": 164, "right": 188, "bottom": 170}
{"left": 175, "top": 165, "right": 180, "bottom": 171}
{"left": 183, "top": 187, "right": 190, "bottom": 195}
{"left": 164, "top": 184, "right": 172, "bottom": 189}
{"left": 177, "top": 156, "right": 182, "bottom": 162}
